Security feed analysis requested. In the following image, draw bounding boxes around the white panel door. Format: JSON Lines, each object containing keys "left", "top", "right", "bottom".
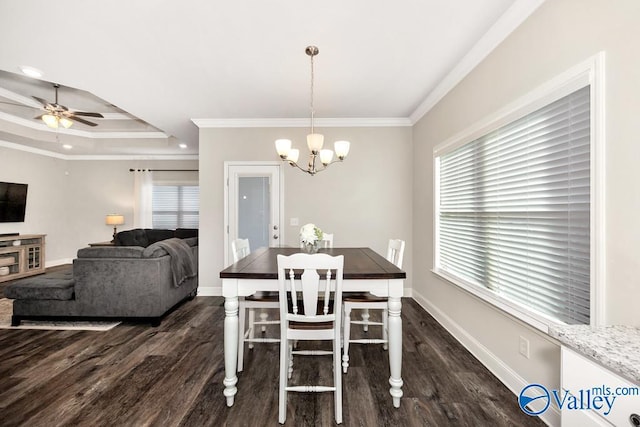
{"left": 225, "top": 163, "right": 282, "bottom": 266}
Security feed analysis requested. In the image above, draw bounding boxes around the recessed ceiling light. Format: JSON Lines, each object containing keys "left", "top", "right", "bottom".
{"left": 179, "top": 143, "right": 187, "bottom": 149}
{"left": 19, "top": 65, "right": 43, "bottom": 78}
{"left": 62, "top": 144, "right": 73, "bottom": 150}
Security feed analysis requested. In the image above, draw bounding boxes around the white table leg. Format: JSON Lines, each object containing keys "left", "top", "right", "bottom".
{"left": 223, "top": 295, "right": 239, "bottom": 406}
{"left": 387, "top": 294, "right": 403, "bottom": 408}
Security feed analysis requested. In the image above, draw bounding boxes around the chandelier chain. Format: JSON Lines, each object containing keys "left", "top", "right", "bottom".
{"left": 310, "top": 53, "right": 315, "bottom": 135}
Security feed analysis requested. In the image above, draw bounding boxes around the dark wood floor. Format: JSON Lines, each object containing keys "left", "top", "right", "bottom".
{"left": 0, "top": 295, "right": 545, "bottom": 427}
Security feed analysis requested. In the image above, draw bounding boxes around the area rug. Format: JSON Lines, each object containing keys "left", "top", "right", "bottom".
{"left": 0, "top": 298, "right": 120, "bottom": 331}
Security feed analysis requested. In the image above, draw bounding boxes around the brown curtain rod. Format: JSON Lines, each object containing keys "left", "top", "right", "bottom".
{"left": 129, "top": 168, "right": 198, "bottom": 172}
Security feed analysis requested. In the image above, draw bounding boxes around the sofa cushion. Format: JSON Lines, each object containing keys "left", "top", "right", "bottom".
{"left": 175, "top": 228, "right": 198, "bottom": 239}
{"left": 114, "top": 229, "right": 149, "bottom": 247}
{"left": 113, "top": 228, "right": 199, "bottom": 247}
{"left": 145, "top": 229, "right": 175, "bottom": 245}
{"left": 5, "top": 275, "right": 75, "bottom": 301}
{"left": 77, "top": 246, "right": 145, "bottom": 259}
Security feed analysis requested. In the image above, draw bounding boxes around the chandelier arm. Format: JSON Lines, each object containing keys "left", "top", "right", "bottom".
{"left": 287, "top": 160, "right": 314, "bottom": 175}
{"left": 322, "top": 158, "right": 345, "bottom": 167}
{"left": 283, "top": 157, "right": 340, "bottom": 176}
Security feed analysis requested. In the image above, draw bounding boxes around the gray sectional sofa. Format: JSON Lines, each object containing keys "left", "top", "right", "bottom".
{"left": 4, "top": 229, "right": 198, "bottom": 326}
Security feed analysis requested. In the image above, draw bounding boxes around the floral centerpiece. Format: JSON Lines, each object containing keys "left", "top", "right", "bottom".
{"left": 300, "top": 223, "right": 323, "bottom": 253}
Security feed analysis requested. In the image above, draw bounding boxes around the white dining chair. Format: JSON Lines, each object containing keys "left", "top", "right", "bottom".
{"left": 342, "top": 238, "right": 405, "bottom": 373}
{"left": 277, "top": 253, "right": 344, "bottom": 425}
{"left": 233, "top": 238, "right": 280, "bottom": 372}
{"left": 320, "top": 233, "right": 333, "bottom": 248}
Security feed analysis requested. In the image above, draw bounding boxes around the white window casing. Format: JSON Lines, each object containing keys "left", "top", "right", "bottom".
{"left": 432, "top": 53, "right": 605, "bottom": 332}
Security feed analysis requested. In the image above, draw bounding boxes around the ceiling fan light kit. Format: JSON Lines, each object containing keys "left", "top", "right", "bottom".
{"left": 35, "top": 83, "right": 104, "bottom": 129}
{"left": 275, "top": 45, "right": 350, "bottom": 176}
{"left": 42, "top": 113, "right": 73, "bottom": 129}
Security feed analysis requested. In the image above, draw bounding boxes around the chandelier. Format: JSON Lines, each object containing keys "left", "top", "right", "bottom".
{"left": 275, "top": 46, "right": 350, "bottom": 175}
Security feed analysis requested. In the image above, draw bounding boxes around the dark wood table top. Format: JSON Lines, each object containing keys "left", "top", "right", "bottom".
{"left": 220, "top": 247, "right": 406, "bottom": 280}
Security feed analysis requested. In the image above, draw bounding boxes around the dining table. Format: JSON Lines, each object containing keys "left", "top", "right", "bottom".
{"left": 219, "top": 246, "right": 407, "bottom": 408}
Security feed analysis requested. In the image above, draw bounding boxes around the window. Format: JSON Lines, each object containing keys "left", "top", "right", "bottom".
{"left": 435, "top": 81, "right": 595, "bottom": 327}
{"left": 152, "top": 184, "right": 199, "bottom": 229}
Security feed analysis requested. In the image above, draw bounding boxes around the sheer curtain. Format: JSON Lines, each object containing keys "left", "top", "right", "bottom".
{"left": 133, "top": 169, "right": 153, "bottom": 228}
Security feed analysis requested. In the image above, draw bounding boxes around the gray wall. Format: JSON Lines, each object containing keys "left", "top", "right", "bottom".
{"left": 412, "top": 1, "right": 640, "bottom": 423}
{"left": 198, "top": 126, "right": 413, "bottom": 294}
{"left": 0, "top": 146, "right": 197, "bottom": 264}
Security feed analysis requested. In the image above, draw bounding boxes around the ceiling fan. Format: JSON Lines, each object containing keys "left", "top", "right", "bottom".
{"left": 32, "top": 83, "right": 104, "bottom": 128}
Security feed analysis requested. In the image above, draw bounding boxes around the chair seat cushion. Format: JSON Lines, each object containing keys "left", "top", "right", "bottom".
{"left": 343, "top": 292, "right": 387, "bottom": 303}
{"left": 246, "top": 291, "right": 279, "bottom": 302}
{"left": 289, "top": 320, "right": 334, "bottom": 330}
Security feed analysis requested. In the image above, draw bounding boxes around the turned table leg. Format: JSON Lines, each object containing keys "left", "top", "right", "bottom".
{"left": 223, "top": 294, "right": 239, "bottom": 406}
{"left": 387, "top": 292, "right": 403, "bottom": 408}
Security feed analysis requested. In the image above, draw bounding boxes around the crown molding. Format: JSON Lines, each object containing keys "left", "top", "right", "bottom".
{"left": 0, "top": 111, "right": 167, "bottom": 139}
{"left": 192, "top": 117, "right": 412, "bottom": 128}
{"left": 0, "top": 139, "right": 68, "bottom": 159}
{"left": 0, "top": 87, "right": 41, "bottom": 108}
{"left": 0, "top": 140, "right": 198, "bottom": 161}
{"left": 409, "top": 0, "right": 546, "bottom": 124}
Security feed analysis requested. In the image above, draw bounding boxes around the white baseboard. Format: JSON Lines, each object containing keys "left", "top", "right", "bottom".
{"left": 197, "top": 286, "right": 221, "bottom": 296}
{"left": 411, "top": 290, "right": 560, "bottom": 427}
{"left": 46, "top": 258, "right": 74, "bottom": 268}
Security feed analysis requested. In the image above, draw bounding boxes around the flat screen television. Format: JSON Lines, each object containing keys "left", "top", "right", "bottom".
{"left": 0, "top": 181, "right": 28, "bottom": 223}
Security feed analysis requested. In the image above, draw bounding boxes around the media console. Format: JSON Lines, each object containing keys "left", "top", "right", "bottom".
{"left": 0, "top": 234, "right": 46, "bottom": 283}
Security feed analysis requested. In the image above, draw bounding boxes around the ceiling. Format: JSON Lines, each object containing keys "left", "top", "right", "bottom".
{"left": 0, "top": 0, "right": 543, "bottom": 158}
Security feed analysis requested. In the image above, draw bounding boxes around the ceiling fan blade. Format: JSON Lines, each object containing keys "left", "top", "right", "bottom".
{"left": 33, "top": 114, "right": 44, "bottom": 120}
{"left": 32, "top": 96, "right": 50, "bottom": 107}
{"left": 72, "top": 111, "right": 104, "bottom": 118}
{"left": 69, "top": 116, "right": 98, "bottom": 127}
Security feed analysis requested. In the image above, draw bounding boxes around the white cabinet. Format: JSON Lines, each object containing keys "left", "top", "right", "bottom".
{"left": 561, "top": 346, "right": 640, "bottom": 426}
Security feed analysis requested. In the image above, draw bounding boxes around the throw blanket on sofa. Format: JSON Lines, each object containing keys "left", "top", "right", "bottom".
{"left": 156, "top": 238, "right": 197, "bottom": 287}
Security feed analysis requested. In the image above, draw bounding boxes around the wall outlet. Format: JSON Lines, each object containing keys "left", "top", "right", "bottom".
{"left": 290, "top": 217, "right": 299, "bottom": 226}
{"left": 519, "top": 336, "right": 530, "bottom": 359}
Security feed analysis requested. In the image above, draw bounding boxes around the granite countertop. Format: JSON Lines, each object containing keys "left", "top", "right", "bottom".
{"left": 549, "top": 324, "right": 640, "bottom": 385}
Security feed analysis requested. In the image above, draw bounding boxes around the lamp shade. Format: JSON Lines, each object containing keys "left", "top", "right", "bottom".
{"left": 287, "top": 148, "right": 300, "bottom": 163}
{"left": 319, "top": 149, "right": 334, "bottom": 165}
{"left": 42, "top": 114, "right": 59, "bottom": 128}
{"left": 334, "top": 140, "right": 350, "bottom": 159}
{"left": 275, "top": 139, "right": 292, "bottom": 158}
{"left": 307, "top": 133, "right": 324, "bottom": 153}
{"left": 105, "top": 214, "right": 125, "bottom": 226}
{"left": 59, "top": 117, "right": 73, "bottom": 128}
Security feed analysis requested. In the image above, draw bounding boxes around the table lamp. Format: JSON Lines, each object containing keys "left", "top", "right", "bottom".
{"left": 106, "top": 214, "right": 125, "bottom": 240}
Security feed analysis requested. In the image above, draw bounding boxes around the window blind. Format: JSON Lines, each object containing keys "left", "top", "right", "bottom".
{"left": 437, "top": 85, "right": 590, "bottom": 325}
{"left": 152, "top": 185, "right": 199, "bottom": 229}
